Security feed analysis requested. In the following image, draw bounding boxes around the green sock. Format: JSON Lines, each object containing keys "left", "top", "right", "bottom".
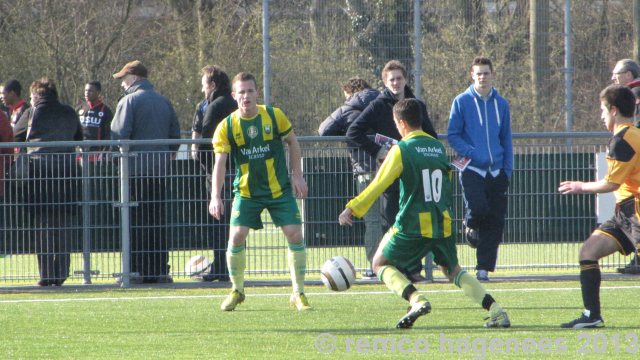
{"left": 378, "top": 265, "right": 417, "bottom": 302}
{"left": 288, "top": 243, "right": 306, "bottom": 294}
{"left": 227, "top": 245, "right": 246, "bottom": 293}
{"left": 454, "top": 270, "right": 487, "bottom": 306}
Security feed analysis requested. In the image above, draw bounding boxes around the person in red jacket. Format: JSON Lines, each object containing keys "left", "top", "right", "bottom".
{"left": 0, "top": 110, "right": 13, "bottom": 199}
{"left": 1, "top": 79, "right": 30, "bottom": 128}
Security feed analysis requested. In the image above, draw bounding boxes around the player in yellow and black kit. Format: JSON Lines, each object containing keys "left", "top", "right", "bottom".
{"left": 209, "top": 72, "right": 310, "bottom": 312}
{"left": 559, "top": 84, "right": 640, "bottom": 328}
{"left": 339, "top": 99, "right": 510, "bottom": 329}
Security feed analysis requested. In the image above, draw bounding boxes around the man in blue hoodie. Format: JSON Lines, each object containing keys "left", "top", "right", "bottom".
{"left": 447, "top": 57, "right": 513, "bottom": 282}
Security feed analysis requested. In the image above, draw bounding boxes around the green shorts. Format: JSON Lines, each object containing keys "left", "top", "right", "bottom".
{"left": 380, "top": 230, "right": 459, "bottom": 272}
{"left": 230, "top": 193, "right": 301, "bottom": 230}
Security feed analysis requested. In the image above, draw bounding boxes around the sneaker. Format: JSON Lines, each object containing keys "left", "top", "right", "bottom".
{"left": 155, "top": 275, "right": 174, "bottom": 284}
{"left": 396, "top": 300, "right": 432, "bottom": 329}
{"left": 221, "top": 290, "right": 245, "bottom": 311}
{"left": 407, "top": 271, "right": 428, "bottom": 284}
{"left": 114, "top": 275, "right": 143, "bottom": 285}
{"left": 617, "top": 255, "right": 640, "bottom": 274}
{"left": 465, "top": 227, "right": 480, "bottom": 248}
{"left": 37, "top": 280, "right": 53, "bottom": 287}
{"left": 485, "top": 304, "right": 511, "bottom": 328}
{"left": 560, "top": 310, "right": 604, "bottom": 329}
{"left": 476, "top": 270, "right": 489, "bottom": 282}
{"left": 194, "top": 273, "right": 231, "bottom": 282}
{"left": 361, "top": 269, "right": 376, "bottom": 279}
{"left": 290, "top": 293, "right": 312, "bottom": 311}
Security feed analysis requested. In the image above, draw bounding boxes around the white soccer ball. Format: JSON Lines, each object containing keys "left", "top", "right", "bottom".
{"left": 320, "top": 256, "right": 356, "bottom": 291}
{"left": 185, "top": 255, "right": 211, "bottom": 276}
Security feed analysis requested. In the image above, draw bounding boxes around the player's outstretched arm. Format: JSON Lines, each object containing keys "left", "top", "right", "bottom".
{"left": 338, "top": 207, "right": 354, "bottom": 226}
{"left": 558, "top": 179, "right": 619, "bottom": 194}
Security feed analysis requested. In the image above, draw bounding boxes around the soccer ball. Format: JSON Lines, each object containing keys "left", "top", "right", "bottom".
{"left": 320, "top": 256, "right": 356, "bottom": 291}
{"left": 185, "top": 255, "right": 211, "bottom": 276}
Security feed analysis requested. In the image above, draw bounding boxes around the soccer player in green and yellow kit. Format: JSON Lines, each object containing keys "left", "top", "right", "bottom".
{"left": 210, "top": 72, "right": 310, "bottom": 311}
{"left": 339, "top": 99, "right": 510, "bottom": 329}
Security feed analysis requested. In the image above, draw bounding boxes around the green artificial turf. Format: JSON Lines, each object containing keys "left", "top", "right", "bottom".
{"left": 1, "top": 280, "right": 638, "bottom": 359}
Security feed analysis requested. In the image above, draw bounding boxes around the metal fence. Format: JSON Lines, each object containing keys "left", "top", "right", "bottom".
{"left": 0, "top": 133, "right": 632, "bottom": 287}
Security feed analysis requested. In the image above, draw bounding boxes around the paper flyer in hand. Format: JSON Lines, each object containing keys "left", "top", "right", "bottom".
{"left": 374, "top": 133, "right": 398, "bottom": 149}
{"left": 451, "top": 156, "right": 471, "bottom": 171}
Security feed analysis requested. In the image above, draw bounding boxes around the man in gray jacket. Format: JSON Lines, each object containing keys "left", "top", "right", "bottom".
{"left": 111, "top": 60, "right": 181, "bottom": 284}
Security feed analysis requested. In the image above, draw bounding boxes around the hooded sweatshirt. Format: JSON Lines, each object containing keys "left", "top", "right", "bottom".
{"left": 319, "top": 87, "right": 380, "bottom": 173}
{"left": 447, "top": 84, "right": 513, "bottom": 177}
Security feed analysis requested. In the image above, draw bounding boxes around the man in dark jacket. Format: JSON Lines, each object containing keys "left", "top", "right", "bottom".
{"left": 111, "top": 60, "right": 181, "bottom": 284}
{"left": 13, "top": 78, "right": 83, "bottom": 286}
{"left": 190, "top": 65, "right": 237, "bottom": 282}
{"left": 347, "top": 60, "right": 437, "bottom": 282}
{"left": 319, "top": 77, "right": 381, "bottom": 278}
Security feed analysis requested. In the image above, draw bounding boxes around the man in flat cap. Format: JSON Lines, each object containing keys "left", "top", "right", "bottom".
{"left": 111, "top": 60, "right": 181, "bottom": 285}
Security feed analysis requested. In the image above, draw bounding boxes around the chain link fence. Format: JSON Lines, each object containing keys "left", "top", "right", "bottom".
{"left": 0, "top": 133, "right": 632, "bottom": 287}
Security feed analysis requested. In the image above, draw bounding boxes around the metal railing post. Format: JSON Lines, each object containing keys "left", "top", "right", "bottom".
{"left": 117, "top": 144, "right": 133, "bottom": 288}
{"left": 80, "top": 151, "right": 92, "bottom": 284}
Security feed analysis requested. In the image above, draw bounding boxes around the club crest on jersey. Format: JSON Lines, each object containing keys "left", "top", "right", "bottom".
{"left": 264, "top": 124, "right": 272, "bottom": 134}
{"left": 247, "top": 126, "right": 259, "bottom": 139}
{"left": 78, "top": 109, "right": 85, "bottom": 115}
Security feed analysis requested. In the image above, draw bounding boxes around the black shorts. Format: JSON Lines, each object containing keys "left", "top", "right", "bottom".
{"left": 596, "top": 197, "right": 640, "bottom": 255}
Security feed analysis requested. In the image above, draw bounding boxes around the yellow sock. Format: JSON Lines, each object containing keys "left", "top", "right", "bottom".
{"left": 454, "top": 270, "right": 486, "bottom": 305}
{"left": 227, "top": 245, "right": 246, "bottom": 293}
{"left": 378, "top": 265, "right": 415, "bottom": 300}
{"left": 288, "top": 243, "right": 306, "bottom": 294}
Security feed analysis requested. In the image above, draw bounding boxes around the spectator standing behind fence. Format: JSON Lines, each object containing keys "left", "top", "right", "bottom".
{"left": 347, "top": 60, "right": 436, "bottom": 283}
{"left": 611, "top": 59, "right": 640, "bottom": 274}
{"left": 77, "top": 81, "right": 113, "bottom": 159}
{"left": 0, "top": 110, "right": 13, "bottom": 201}
{"left": 318, "top": 77, "right": 381, "bottom": 278}
{"left": 1, "top": 80, "right": 31, "bottom": 129}
{"left": 190, "top": 65, "right": 237, "bottom": 282}
{"left": 557, "top": 85, "right": 640, "bottom": 328}
{"left": 447, "top": 57, "right": 513, "bottom": 282}
{"left": 209, "top": 72, "right": 311, "bottom": 311}
{"left": 110, "top": 60, "right": 181, "bottom": 284}
{"left": 611, "top": 59, "right": 640, "bottom": 106}
{"left": 12, "top": 78, "right": 82, "bottom": 286}
{"left": 0, "top": 81, "right": 9, "bottom": 119}
{"left": 339, "top": 99, "right": 510, "bottom": 329}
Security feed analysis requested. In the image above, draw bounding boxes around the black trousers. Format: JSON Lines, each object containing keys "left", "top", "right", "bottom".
{"left": 130, "top": 177, "right": 168, "bottom": 280}
{"left": 460, "top": 169, "right": 510, "bottom": 272}
{"left": 198, "top": 155, "right": 232, "bottom": 276}
{"left": 36, "top": 211, "right": 74, "bottom": 282}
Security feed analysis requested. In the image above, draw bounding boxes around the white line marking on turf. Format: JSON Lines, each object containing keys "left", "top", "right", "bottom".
{"left": 1, "top": 285, "right": 639, "bottom": 304}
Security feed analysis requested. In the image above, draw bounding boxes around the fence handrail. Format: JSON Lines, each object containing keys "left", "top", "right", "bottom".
{"left": 0, "top": 132, "right": 612, "bottom": 150}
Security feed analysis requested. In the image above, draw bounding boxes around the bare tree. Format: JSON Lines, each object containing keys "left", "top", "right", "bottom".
{"left": 530, "top": 0, "right": 550, "bottom": 124}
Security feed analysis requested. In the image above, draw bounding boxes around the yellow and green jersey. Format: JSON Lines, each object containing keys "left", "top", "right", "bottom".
{"left": 213, "top": 105, "right": 292, "bottom": 199}
{"left": 346, "top": 130, "right": 453, "bottom": 239}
